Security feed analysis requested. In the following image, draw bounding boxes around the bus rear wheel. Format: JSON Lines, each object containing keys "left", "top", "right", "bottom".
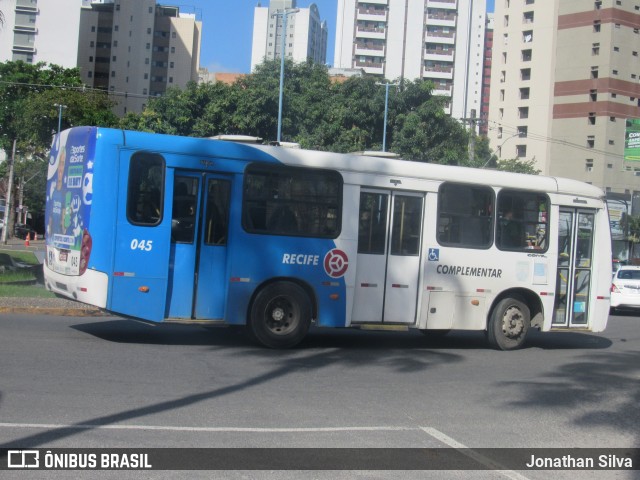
{"left": 248, "top": 282, "right": 312, "bottom": 349}
{"left": 487, "top": 297, "right": 530, "bottom": 351}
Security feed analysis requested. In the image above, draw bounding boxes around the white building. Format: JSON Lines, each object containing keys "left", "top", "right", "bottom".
{"left": 0, "top": 0, "right": 84, "bottom": 67}
{"left": 251, "top": 0, "right": 328, "bottom": 71}
{"left": 334, "top": 0, "right": 486, "bottom": 119}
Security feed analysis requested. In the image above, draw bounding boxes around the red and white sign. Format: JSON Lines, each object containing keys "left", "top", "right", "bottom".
{"left": 324, "top": 249, "right": 349, "bottom": 278}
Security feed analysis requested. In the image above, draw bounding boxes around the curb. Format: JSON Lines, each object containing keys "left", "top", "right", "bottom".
{"left": 0, "top": 307, "right": 105, "bottom": 317}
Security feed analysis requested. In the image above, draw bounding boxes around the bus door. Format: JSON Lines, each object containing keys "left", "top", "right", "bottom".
{"left": 352, "top": 190, "right": 424, "bottom": 324}
{"left": 166, "top": 172, "right": 231, "bottom": 320}
{"left": 111, "top": 152, "right": 171, "bottom": 321}
{"left": 553, "top": 208, "right": 595, "bottom": 327}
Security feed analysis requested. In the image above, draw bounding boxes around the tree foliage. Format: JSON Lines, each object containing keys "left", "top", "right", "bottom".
{"left": 0, "top": 61, "right": 118, "bottom": 229}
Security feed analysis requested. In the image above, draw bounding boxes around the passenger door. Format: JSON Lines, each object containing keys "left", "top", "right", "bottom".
{"left": 111, "top": 152, "right": 171, "bottom": 321}
{"left": 166, "top": 172, "right": 231, "bottom": 320}
{"left": 352, "top": 190, "right": 424, "bottom": 324}
{"left": 553, "top": 208, "right": 595, "bottom": 327}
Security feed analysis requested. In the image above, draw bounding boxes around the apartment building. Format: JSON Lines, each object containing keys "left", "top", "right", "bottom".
{"left": 479, "top": 13, "right": 493, "bottom": 135}
{"left": 0, "top": 0, "right": 83, "bottom": 67}
{"left": 488, "top": 0, "right": 640, "bottom": 195}
{"left": 251, "top": 0, "right": 328, "bottom": 71}
{"left": 77, "top": 0, "right": 201, "bottom": 115}
{"left": 334, "top": 0, "right": 486, "bottom": 120}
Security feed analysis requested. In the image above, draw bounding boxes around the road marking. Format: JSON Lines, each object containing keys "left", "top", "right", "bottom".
{"left": 0, "top": 422, "right": 415, "bottom": 433}
{"left": 420, "top": 427, "right": 531, "bottom": 480}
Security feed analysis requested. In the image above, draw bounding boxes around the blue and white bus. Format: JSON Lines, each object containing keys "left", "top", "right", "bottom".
{"left": 44, "top": 126, "right": 612, "bottom": 349}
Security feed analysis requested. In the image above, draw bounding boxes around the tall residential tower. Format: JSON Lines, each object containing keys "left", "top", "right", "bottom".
{"left": 334, "top": 0, "right": 487, "bottom": 120}
{"left": 251, "top": 0, "right": 328, "bottom": 71}
{"left": 77, "top": 0, "right": 201, "bottom": 115}
{"left": 488, "top": 0, "right": 640, "bottom": 195}
{"left": 0, "top": 0, "right": 83, "bottom": 67}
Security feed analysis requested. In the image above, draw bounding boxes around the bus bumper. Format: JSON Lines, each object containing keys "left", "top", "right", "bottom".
{"left": 44, "top": 265, "right": 108, "bottom": 309}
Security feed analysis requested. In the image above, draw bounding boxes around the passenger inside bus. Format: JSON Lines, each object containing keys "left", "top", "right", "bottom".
{"left": 498, "top": 210, "right": 525, "bottom": 248}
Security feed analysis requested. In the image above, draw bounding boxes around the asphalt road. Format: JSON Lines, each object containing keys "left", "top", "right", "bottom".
{"left": 0, "top": 312, "right": 638, "bottom": 479}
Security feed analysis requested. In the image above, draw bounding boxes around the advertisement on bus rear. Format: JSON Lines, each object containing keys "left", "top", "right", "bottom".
{"left": 45, "top": 127, "right": 95, "bottom": 276}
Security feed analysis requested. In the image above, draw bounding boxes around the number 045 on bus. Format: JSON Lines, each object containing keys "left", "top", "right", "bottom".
{"left": 44, "top": 127, "right": 612, "bottom": 350}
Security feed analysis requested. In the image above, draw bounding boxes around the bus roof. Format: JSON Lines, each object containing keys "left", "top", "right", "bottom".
{"left": 103, "top": 127, "right": 604, "bottom": 200}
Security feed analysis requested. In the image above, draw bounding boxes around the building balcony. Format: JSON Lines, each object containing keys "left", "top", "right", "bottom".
{"left": 425, "top": 31, "right": 455, "bottom": 44}
{"left": 426, "top": 14, "right": 456, "bottom": 27}
{"left": 355, "top": 26, "right": 386, "bottom": 40}
{"left": 424, "top": 49, "right": 454, "bottom": 62}
{"left": 13, "top": 25, "right": 37, "bottom": 33}
{"left": 355, "top": 44, "right": 385, "bottom": 57}
{"left": 358, "top": 0, "right": 388, "bottom": 5}
{"left": 355, "top": 60, "right": 384, "bottom": 75}
{"left": 12, "top": 44, "right": 36, "bottom": 53}
{"left": 427, "top": 0, "right": 457, "bottom": 10}
{"left": 423, "top": 66, "right": 454, "bottom": 79}
{"left": 15, "top": 3, "right": 38, "bottom": 13}
{"left": 357, "top": 9, "right": 387, "bottom": 22}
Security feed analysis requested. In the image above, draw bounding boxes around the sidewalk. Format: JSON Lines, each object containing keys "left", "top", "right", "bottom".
{"left": 0, "top": 238, "right": 104, "bottom": 316}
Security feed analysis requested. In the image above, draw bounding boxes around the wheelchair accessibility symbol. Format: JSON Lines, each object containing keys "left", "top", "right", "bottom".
{"left": 428, "top": 248, "right": 439, "bottom": 261}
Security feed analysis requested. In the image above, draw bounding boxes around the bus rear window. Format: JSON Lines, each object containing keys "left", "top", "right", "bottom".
{"left": 242, "top": 165, "right": 342, "bottom": 238}
{"left": 127, "top": 153, "right": 165, "bottom": 226}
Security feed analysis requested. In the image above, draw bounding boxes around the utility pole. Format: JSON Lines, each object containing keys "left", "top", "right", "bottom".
{"left": 1, "top": 139, "right": 16, "bottom": 244}
{"left": 460, "top": 109, "right": 477, "bottom": 165}
{"left": 272, "top": 8, "right": 299, "bottom": 144}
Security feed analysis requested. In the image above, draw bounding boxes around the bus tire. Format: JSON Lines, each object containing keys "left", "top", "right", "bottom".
{"left": 248, "top": 282, "right": 312, "bottom": 349}
{"left": 487, "top": 297, "right": 530, "bottom": 351}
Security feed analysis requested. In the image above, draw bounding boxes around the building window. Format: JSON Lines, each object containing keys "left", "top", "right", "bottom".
{"left": 592, "top": 43, "right": 600, "bottom": 55}
{"left": 520, "top": 87, "right": 530, "bottom": 99}
{"left": 594, "top": 21, "right": 601, "bottom": 32}
{"left": 518, "top": 107, "right": 529, "bottom": 119}
{"left": 521, "top": 68, "right": 531, "bottom": 80}
{"left": 594, "top": 1, "right": 602, "bottom": 9}
{"left": 591, "top": 66, "right": 598, "bottom": 79}
{"left": 585, "top": 159, "right": 593, "bottom": 172}
{"left": 587, "top": 136, "right": 595, "bottom": 148}
{"left": 522, "top": 49, "right": 532, "bottom": 61}
{"left": 610, "top": 116, "right": 616, "bottom": 122}
{"left": 588, "top": 113, "right": 596, "bottom": 125}
{"left": 609, "top": 139, "right": 615, "bottom": 145}
{"left": 516, "top": 145, "right": 527, "bottom": 157}
{"left": 523, "top": 30, "right": 533, "bottom": 42}
{"left": 523, "top": 11, "right": 534, "bottom": 23}
{"left": 590, "top": 89, "right": 597, "bottom": 101}
{"left": 517, "top": 126, "right": 528, "bottom": 137}
{"left": 614, "top": 46, "right": 620, "bottom": 52}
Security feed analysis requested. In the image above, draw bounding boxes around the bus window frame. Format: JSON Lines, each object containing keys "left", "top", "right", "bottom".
{"left": 126, "top": 151, "right": 166, "bottom": 227}
{"left": 436, "top": 182, "right": 495, "bottom": 250}
{"left": 495, "top": 188, "right": 550, "bottom": 253}
{"left": 241, "top": 163, "right": 343, "bottom": 239}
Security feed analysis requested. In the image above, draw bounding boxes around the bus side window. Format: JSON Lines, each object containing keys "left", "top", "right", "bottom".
{"left": 242, "top": 164, "right": 342, "bottom": 238}
{"left": 127, "top": 152, "right": 165, "bottom": 226}
{"left": 496, "top": 190, "right": 549, "bottom": 252}
{"left": 437, "top": 183, "right": 494, "bottom": 249}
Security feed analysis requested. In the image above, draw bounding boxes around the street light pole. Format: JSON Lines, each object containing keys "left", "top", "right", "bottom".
{"left": 272, "top": 8, "right": 298, "bottom": 144}
{"left": 376, "top": 82, "right": 393, "bottom": 152}
{"left": 1, "top": 139, "right": 16, "bottom": 244}
{"left": 54, "top": 103, "right": 67, "bottom": 134}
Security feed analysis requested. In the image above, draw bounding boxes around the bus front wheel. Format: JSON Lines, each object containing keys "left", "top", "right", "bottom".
{"left": 487, "top": 297, "right": 530, "bottom": 351}
{"left": 248, "top": 282, "right": 312, "bottom": 349}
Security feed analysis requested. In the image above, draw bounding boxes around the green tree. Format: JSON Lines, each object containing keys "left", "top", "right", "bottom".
{"left": 0, "top": 61, "right": 117, "bottom": 233}
{"left": 495, "top": 156, "right": 541, "bottom": 174}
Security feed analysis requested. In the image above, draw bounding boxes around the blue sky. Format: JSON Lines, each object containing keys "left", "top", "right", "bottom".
{"left": 170, "top": 0, "right": 495, "bottom": 73}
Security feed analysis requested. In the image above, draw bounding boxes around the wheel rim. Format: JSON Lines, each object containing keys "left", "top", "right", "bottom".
{"left": 263, "top": 295, "right": 299, "bottom": 336}
{"left": 501, "top": 304, "right": 526, "bottom": 339}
